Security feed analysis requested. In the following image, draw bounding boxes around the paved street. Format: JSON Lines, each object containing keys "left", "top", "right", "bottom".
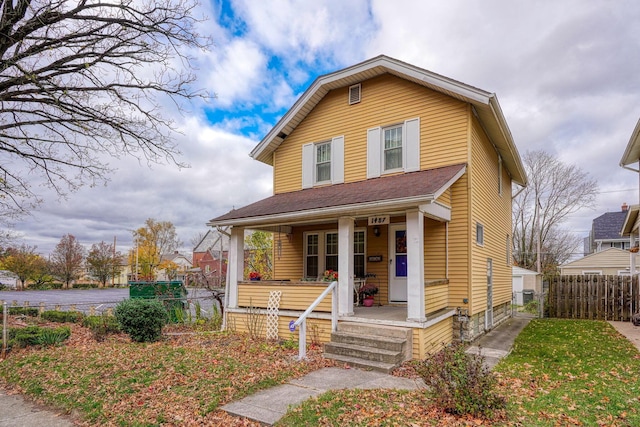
{"left": 0, "top": 287, "right": 220, "bottom": 317}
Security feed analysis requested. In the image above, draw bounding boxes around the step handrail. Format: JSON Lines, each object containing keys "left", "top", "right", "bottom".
{"left": 289, "top": 280, "right": 338, "bottom": 360}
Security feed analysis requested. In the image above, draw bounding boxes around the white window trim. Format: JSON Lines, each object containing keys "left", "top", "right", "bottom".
{"left": 303, "top": 229, "right": 366, "bottom": 279}
{"left": 581, "top": 270, "right": 602, "bottom": 275}
{"left": 476, "top": 222, "right": 485, "bottom": 246}
{"left": 302, "top": 136, "right": 344, "bottom": 189}
{"left": 367, "top": 117, "right": 420, "bottom": 179}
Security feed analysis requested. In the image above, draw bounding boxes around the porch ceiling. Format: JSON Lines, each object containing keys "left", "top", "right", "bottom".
{"left": 208, "top": 163, "right": 466, "bottom": 228}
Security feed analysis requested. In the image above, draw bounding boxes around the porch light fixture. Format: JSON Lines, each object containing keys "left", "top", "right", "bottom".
{"left": 373, "top": 225, "right": 380, "bottom": 237}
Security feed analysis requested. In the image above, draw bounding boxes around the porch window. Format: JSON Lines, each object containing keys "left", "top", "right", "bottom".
{"left": 354, "top": 230, "right": 365, "bottom": 277}
{"left": 325, "top": 232, "right": 338, "bottom": 271}
{"left": 303, "top": 230, "right": 366, "bottom": 279}
{"left": 315, "top": 141, "right": 331, "bottom": 183}
{"left": 305, "top": 234, "right": 319, "bottom": 278}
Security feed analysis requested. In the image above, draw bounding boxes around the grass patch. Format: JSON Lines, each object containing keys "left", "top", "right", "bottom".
{"left": 496, "top": 319, "right": 640, "bottom": 426}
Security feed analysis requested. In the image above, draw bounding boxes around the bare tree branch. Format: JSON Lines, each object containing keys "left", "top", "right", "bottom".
{"left": 0, "top": 0, "right": 212, "bottom": 214}
{"left": 513, "top": 150, "right": 599, "bottom": 275}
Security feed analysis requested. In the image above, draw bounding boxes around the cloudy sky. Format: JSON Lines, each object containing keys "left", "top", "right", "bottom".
{"left": 8, "top": 0, "right": 640, "bottom": 257}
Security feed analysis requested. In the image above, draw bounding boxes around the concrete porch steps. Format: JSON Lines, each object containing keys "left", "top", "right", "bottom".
{"left": 324, "top": 322, "right": 412, "bottom": 373}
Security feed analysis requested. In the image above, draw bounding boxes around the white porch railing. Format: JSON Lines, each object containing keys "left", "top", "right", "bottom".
{"left": 289, "top": 280, "right": 338, "bottom": 360}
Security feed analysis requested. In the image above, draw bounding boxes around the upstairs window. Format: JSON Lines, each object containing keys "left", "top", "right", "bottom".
{"left": 315, "top": 141, "right": 331, "bottom": 183}
{"left": 384, "top": 125, "right": 403, "bottom": 171}
{"left": 367, "top": 117, "right": 420, "bottom": 178}
{"left": 302, "top": 136, "right": 344, "bottom": 188}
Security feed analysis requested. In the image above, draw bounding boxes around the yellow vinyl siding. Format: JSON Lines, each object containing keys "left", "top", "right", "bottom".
{"left": 274, "top": 74, "right": 469, "bottom": 194}
{"left": 447, "top": 175, "right": 471, "bottom": 309}
{"left": 237, "top": 283, "right": 333, "bottom": 312}
{"left": 412, "top": 317, "right": 453, "bottom": 359}
{"left": 424, "top": 218, "right": 446, "bottom": 280}
{"left": 425, "top": 282, "right": 448, "bottom": 313}
{"left": 227, "top": 312, "right": 333, "bottom": 345}
{"left": 469, "top": 117, "right": 513, "bottom": 316}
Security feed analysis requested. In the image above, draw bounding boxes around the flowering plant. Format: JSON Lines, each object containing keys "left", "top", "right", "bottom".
{"left": 322, "top": 270, "right": 338, "bottom": 281}
{"left": 249, "top": 271, "right": 261, "bottom": 280}
{"left": 358, "top": 283, "right": 379, "bottom": 297}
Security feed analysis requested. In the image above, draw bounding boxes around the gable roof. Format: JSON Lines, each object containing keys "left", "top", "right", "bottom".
{"left": 592, "top": 210, "right": 628, "bottom": 240}
{"left": 208, "top": 163, "right": 466, "bottom": 227}
{"left": 620, "top": 117, "right": 640, "bottom": 167}
{"left": 251, "top": 55, "right": 527, "bottom": 186}
{"left": 561, "top": 247, "right": 637, "bottom": 269}
{"left": 512, "top": 266, "right": 540, "bottom": 276}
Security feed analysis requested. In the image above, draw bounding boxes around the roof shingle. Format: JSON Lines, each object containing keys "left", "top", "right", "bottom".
{"left": 209, "top": 163, "right": 466, "bottom": 225}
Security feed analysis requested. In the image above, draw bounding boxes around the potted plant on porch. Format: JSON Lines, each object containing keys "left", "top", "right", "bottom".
{"left": 358, "top": 283, "right": 379, "bottom": 307}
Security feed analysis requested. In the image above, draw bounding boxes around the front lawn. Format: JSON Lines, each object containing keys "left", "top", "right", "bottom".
{"left": 1, "top": 319, "right": 639, "bottom": 426}
{"left": 279, "top": 319, "right": 640, "bottom": 426}
{"left": 0, "top": 323, "right": 331, "bottom": 426}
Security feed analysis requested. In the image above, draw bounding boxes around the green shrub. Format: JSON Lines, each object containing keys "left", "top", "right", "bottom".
{"left": 41, "top": 310, "right": 84, "bottom": 323}
{"left": 72, "top": 283, "right": 99, "bottom": 289}
{"left": 415, "top": 342, "right": 506, "bottom": 419}
{"left": 36, "top": 327, "right": 71, "bottom": 346}
{"left": 9, "top": 325, "right": 70, "bottom": 348}
{"left": 27, "top": 282, "right": 63, "bottom": 290}
{"left": 82, "top": 315, "right": 120, "bottom": 341}
{"left": 523, "top": 299, "right": 539, "bottom": 314}
{"left": 114, "top": 299, "right": 169, "bottom": 342}
{"left": 0, "top": 306, "right": 39, "bottom": 317}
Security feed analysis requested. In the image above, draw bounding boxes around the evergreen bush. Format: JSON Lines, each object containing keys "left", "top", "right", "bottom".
{"left": 114, "top": 299, "right": 168, "bottom": 342}
{"left": 41, "top": 310, "right": 84, "bottom": 323}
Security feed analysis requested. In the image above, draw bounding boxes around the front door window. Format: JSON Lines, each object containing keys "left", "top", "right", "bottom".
{"left": 389, "top": 224, "right": 408, "bottom": 302}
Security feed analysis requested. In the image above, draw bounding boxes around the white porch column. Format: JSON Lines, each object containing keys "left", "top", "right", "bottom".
{"left": 227, "top": 226, "right": 245, "bottom": 309}
{"left": 406, "top": 209, "right": 426, "bottom": 321}
{"left": 338, "top": 217, "right": 354, "bottom": 316}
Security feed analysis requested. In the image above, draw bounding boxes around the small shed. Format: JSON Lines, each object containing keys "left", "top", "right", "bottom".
{"left": 512, "top": 266, "right": 542, "bottom": 305}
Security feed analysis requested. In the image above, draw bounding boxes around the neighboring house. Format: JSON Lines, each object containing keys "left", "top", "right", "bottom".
{"left": 619, "top": 118, "right": 640, "bottom": 274}
{"left": 0, "top": 270, "right": 18, "bottom": 288}
{"left": 193, "top": 229, "right": 229, "bottom": 267}
{"left": 512, "top": 266, "right": 542, "bottom": 305}
{"left": 207, "top": 55, "right": 527, "bottom": 360}
{"left": 583, "top": 204, "right": 631, "bottom": 255}
{"left": 156, "top": 251, "right": 192, "bottom": 282}
{"left": 560, "top": 248, "right": 640, "bottom": 276}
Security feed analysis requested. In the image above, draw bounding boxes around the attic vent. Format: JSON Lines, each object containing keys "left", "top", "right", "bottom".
{"left": 348, "top": 83, "right": 361, "bottom": 105}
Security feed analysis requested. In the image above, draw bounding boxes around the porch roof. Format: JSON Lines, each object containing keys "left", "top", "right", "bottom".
{"left": 208, "top": 163, "right": 466, "bottom": 227}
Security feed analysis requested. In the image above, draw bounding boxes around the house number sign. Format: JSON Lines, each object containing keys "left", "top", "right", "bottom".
{"left": 368, "top": 216, "right": 389, "bottom": 226}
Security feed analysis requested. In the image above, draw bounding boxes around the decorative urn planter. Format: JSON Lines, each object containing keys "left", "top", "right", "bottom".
{"left": 363, "top": 296, "right": 374, "bottom": 307}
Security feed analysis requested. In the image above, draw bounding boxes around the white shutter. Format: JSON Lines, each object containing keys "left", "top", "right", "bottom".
{"left": 302, "top": 143, "right": 314, "bottom": 189}
{"left": 404, "top": 117, "right": 420, "bottom": 172}
{"left": 331, "top": 136, "right": 344, "bottom": 184}
{"left": 367, "top": 127, "right": 381, "bottom": 179}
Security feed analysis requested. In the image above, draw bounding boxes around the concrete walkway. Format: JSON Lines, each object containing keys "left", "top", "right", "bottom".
{"left": 0, "top": 389, "right": 73, "bottom": 427}
{"left": 609, "top": 321, "right": 640, "bottom": 352}
{"left": 466, "top": 316, "right": 532, "bottom": 370}
{"left": 223, "top": 316, "right": 533, "bottom": 425}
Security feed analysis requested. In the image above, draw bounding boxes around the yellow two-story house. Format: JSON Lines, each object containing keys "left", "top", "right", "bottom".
{"left": 208, "top": 55, "right": 527, "bottom": 365}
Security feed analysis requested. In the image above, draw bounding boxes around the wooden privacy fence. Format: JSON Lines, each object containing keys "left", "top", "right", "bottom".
{"left": 549, "top": 275, "right": 640, "bottom": 321}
